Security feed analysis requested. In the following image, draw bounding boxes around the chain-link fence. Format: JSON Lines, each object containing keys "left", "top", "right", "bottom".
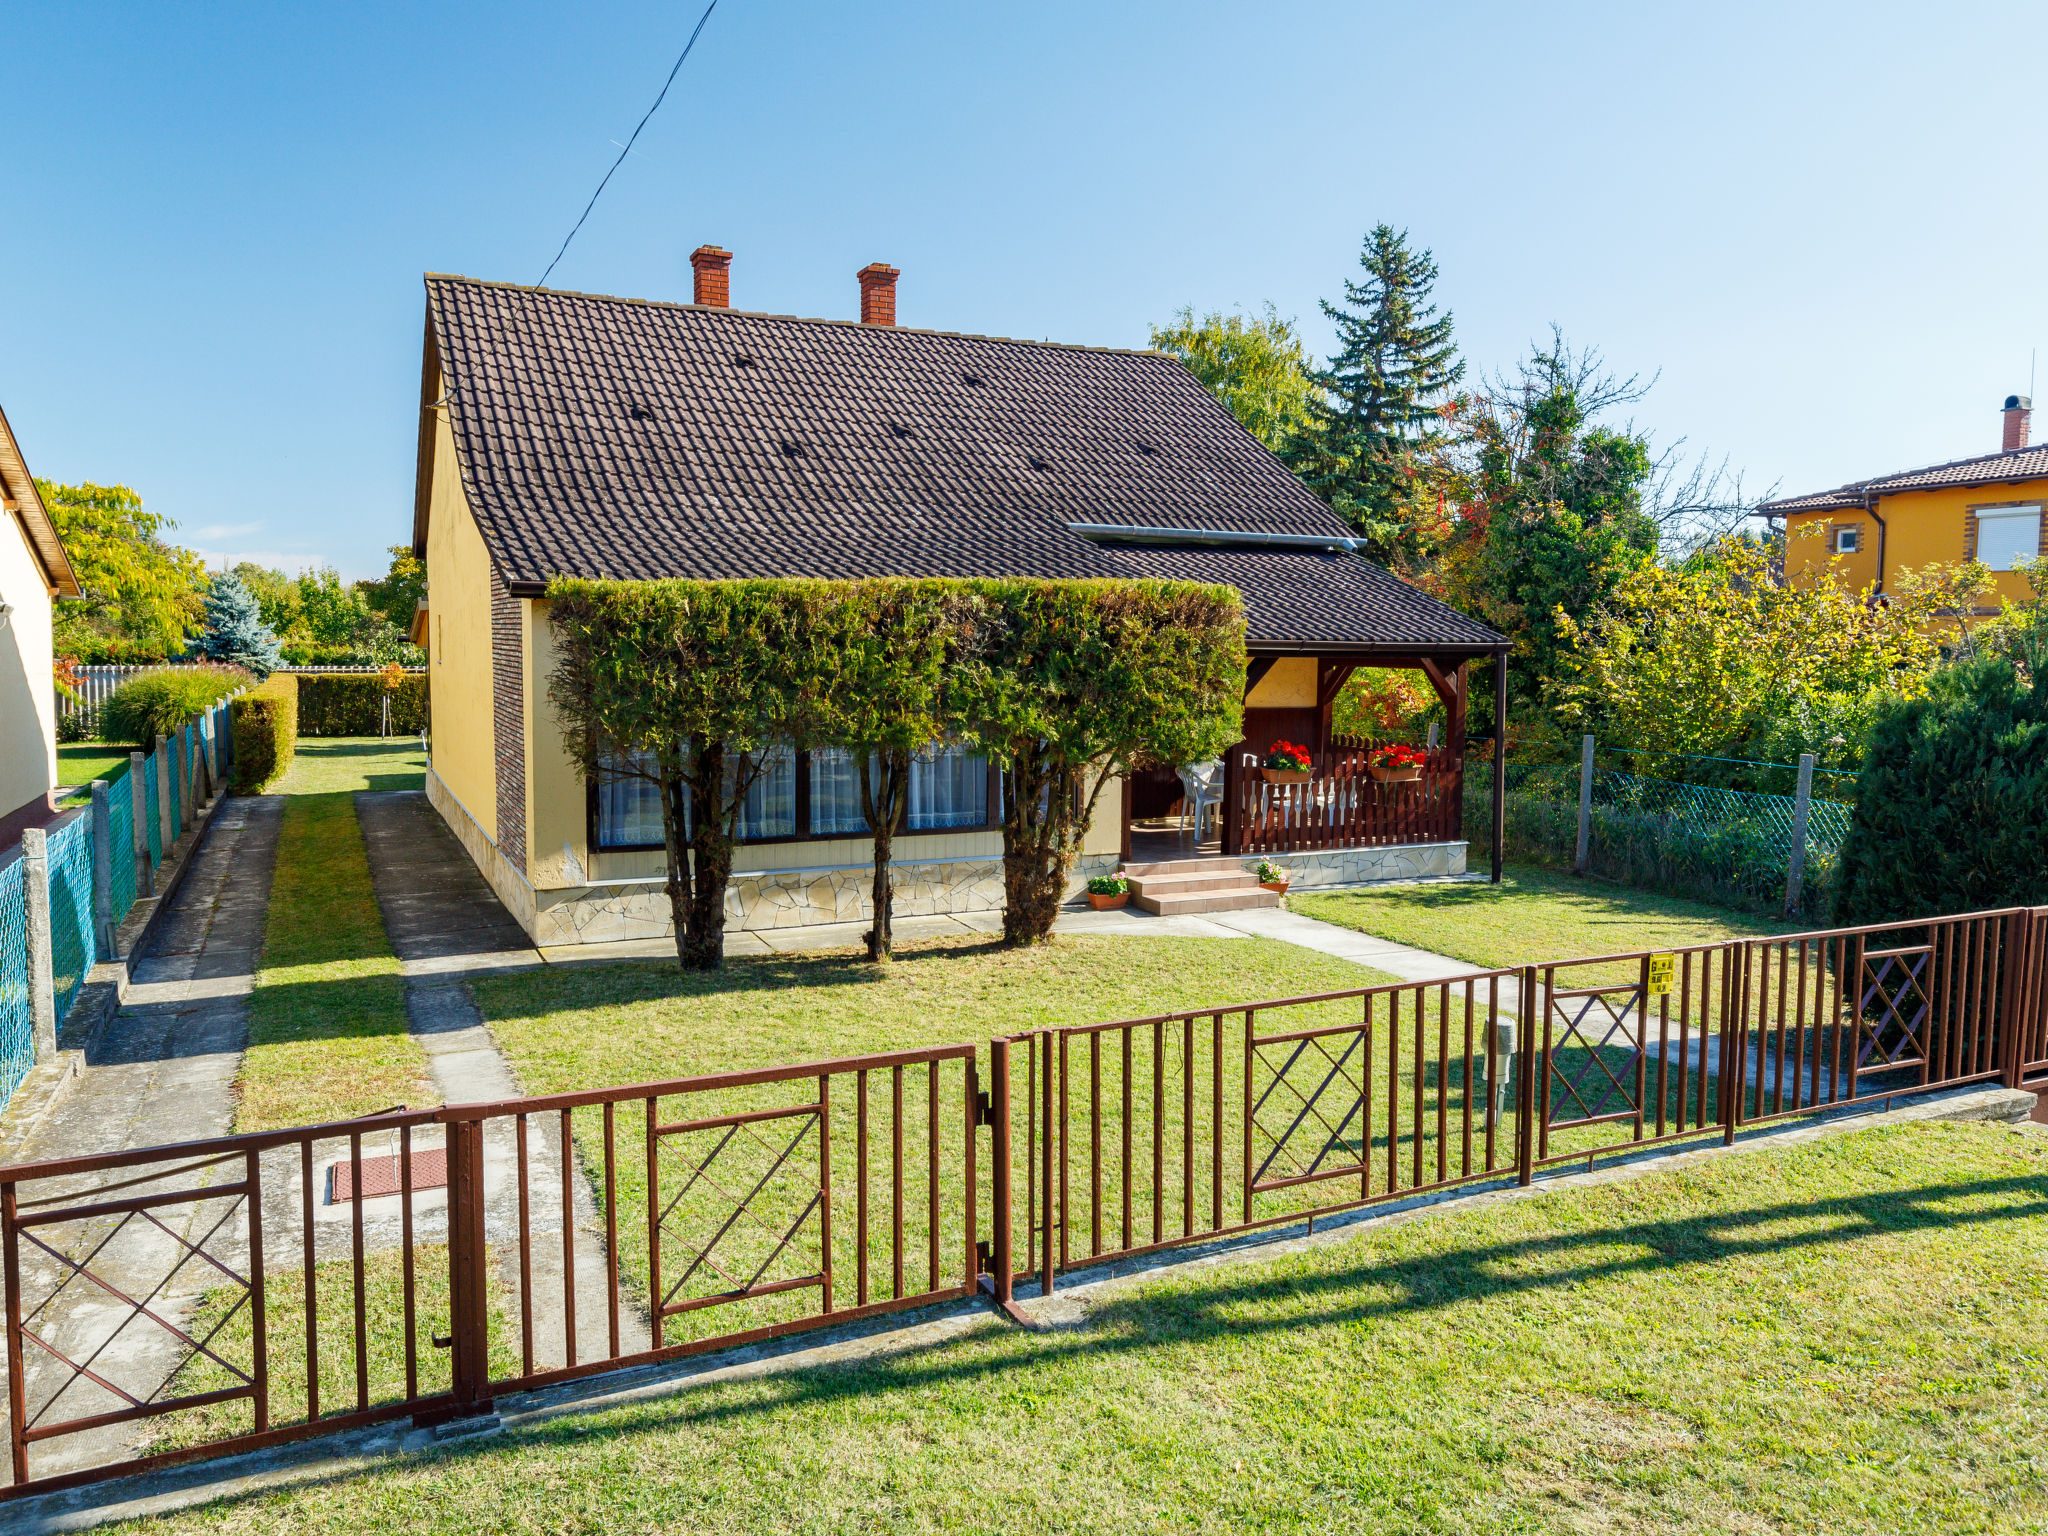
{"left": 144, "top": 750, "right": 161, "bottom": 866}
{"left": 0, "top": 858, "right": 30, "bottom": 1107}
{"left": 46, "top": 815, "right": 97, "bottom": 1026}
{"left": 107, "top": 769, "right": 137, "bottom": 921}
{"left": 1466, "top": 756, "right": 1857, "bottom": 918}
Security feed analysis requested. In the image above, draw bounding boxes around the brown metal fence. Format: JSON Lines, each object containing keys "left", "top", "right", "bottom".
{"left": 4, "top": 907, "right": 2046, "bottom": 1498}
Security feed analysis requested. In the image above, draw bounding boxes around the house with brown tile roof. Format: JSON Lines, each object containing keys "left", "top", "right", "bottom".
{"left": 410, "top": 249, "right": 1509, "bottom": 946}
{"left": 1760, "top": 395, "right": 2048, "bottom": 608}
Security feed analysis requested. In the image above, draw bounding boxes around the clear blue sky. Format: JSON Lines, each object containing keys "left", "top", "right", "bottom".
{"left": 6, "top": 0, "right": 2047, "bottom": 581}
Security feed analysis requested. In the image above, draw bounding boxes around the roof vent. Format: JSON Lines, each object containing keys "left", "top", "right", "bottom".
{"left": 627, "top": 403, "right": 654, "bottom": 421}
{"left": 888, "top": 422, "right": 914, "bottom": 439}
{"left": 778, "top": 439, "right": 806, "bottom": 459}
{"left": 732, "top": 354, "right": 757, "bottom": 369}
{"left": 1134, "top": 441, "right": 1158, "bottom": 456}
{"left": 961, "top": 373, "right": 985, "bottom": 388}
{"left": 1028, "top": 455, "right": 1051, "bottom": 471}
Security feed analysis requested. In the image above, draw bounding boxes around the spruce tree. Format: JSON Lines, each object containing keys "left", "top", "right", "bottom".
{"left": 1285, "top": 225, "right": 1464, "bottom": 566}
{"left": 193, "top": 571, "right": 283, "bottom": 676}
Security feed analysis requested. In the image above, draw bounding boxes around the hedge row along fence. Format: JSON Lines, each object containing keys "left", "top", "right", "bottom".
{"left": 293, "top": 670, "right": 429, "bottom": 737}
{"left": 231, "top": 673, "right": 299, "bottom": 793}
{"left": 546, "top": 575, "right": 1247, "bottom": 969}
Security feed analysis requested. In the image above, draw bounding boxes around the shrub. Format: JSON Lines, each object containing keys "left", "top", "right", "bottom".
{"left": 1833, "top": 657, "right": 2048, "bottom": 927}
{"left": 99, "top": 664, "right": 250, "bottom": 751}
{"left": 293, "top": 671, "right": 429, "bottom": 736}
{"left": 232, "top": 673, "right": 299, "bottom": 792}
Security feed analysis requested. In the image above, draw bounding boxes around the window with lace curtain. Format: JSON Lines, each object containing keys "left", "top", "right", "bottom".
{"left": 593, "top": 746, "right": 797, "bottom": 849}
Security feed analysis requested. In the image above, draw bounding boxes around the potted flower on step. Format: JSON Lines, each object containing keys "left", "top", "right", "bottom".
{"left": 1261, "top": 739, "right": 1313, "bottom": 784}
{"left": 1087, "top": 874, "right": 1130, "bottom": 911}
{"left": 1255, "top": 858, "right": 1289, "bottom": 895}
{"left": 1366, "top": 743, "right": 1426, "bottom": 784}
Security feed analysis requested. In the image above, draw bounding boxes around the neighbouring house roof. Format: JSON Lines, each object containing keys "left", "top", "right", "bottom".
{"left": 0, "top": 404, "right": 81, "bottom": 599}
{"left": 415, "top": 275, "right": 1505, "bottom": 657}
{"left": 1759, "top": 442, "right": 2048, "bottom": 517}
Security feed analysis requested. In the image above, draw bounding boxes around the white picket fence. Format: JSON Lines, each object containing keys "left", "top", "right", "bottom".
{"left": 59, "top": 664, "right": 425, "bottom": 723}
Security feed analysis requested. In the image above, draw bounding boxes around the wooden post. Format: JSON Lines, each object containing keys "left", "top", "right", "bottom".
{"left": 129, "top": 751, "right": 153, "bottom": 897}
{"left": 1490, "top": 652, "right": 1508, "bottom": 884}
{"left": 20, "top": 829, "right": 55, "bottom": 1063}
{"left": 90, "top": 780, "right": 115, "bottom": 960}
{"left": 1574, "top": 734, "right": 1595, "bottom": 875}
{"left": 1783, "top": 753, "right": 1816, "bottom": 919}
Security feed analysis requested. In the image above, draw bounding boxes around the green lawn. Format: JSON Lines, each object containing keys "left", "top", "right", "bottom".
{"left": 55, "top": 742, "right": 132, "bottom": 798}
{"left": 112, "top": 1117, "right": 2048, "bottom": 1534}
{"left": 235, "top": 738, "right": 434, "bottom": 1130}
{"left": 1293, "top": 863, "right": 1795, "bottom": 985}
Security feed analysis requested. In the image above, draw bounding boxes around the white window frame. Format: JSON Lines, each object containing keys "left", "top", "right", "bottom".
{"left": 1973, "top": 505, "right": 2042, "bottom": 572}
{"left": 1832, "top": 526, "right": 1861, "bottom": 554}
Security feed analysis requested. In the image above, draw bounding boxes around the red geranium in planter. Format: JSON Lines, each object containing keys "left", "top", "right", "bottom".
{"left": 1261, "top": 739, "right": 1313, "bottom": 784}
{"left": 1367, "top": 742, "right": 1427, "bottom": 783}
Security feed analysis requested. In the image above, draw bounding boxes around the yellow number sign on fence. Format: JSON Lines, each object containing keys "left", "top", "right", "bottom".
{"left": 1646, "top": 953, "right": 1675, "bottom": 996}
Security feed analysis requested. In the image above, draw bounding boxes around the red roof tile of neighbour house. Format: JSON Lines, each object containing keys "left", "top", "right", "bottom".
{"left": 1759, "top": 443, "right": 2048, "bottom": 515}
{"left": 415, "top": 275, "right": 1505, "bottom": 656}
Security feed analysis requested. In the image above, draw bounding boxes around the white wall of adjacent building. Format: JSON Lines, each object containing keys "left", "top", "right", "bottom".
{"left": 0, "top": 505, "right": 57, "bottom": 826}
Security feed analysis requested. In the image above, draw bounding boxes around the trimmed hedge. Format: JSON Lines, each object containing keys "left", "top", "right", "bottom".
{"left": 294, "top": 672, "right": 429, "bottom": 737}
{"left": 232, "top": 674, "right": 299, "bottom": 792}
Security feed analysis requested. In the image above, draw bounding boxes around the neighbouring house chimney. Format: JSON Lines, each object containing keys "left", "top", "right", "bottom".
{"left": 2005, "top": 393, "right": 2032, "bottom": 452}
{"left": 690, "top": 245, "right": 732, "bottom": 308}
{"left": 857, "top": 263, "right": 899, "bottom": 326}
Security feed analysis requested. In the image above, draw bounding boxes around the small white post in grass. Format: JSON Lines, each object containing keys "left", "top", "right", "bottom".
{"left": 1784, "top": 752, "right": 1816, "bottom": 919}
{"left": 1574, "top": 733, "right": 1596, "bottom": 875}
{"left": 130, "top": 750, "right": 153, "bottom": 897}
{"left": 90, "top": 779, "right": 115, "bottom": 960}
{"left": 21, "top": 827, "right": 55, "bottom": 1063}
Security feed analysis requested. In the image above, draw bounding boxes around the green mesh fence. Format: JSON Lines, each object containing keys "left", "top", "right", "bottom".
{"left": 1467, "top": 761, "right": 1855, "bottom": 918}
{"left": 0, "top": 857, "right": 28, "bottom": 1107}
{"left": 108, "top": 767, "right": 137, "bottom": 923}
{"left": 169, "top": 731, "right": 183, "bottom": 834}
{"left": 47, "top": 814, "right": 97, "bottom": 1027}
{"left": 144, "top": 751, "right": 161, "bottom": 867}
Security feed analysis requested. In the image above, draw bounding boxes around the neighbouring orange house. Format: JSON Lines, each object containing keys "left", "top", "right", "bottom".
{"left": 1762, "top": 395, "right": 2048, "bottom": 608}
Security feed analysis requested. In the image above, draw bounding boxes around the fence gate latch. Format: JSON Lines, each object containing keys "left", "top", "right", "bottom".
{"left": 974, "top": 1090, "right": 993, "bottom": 1126}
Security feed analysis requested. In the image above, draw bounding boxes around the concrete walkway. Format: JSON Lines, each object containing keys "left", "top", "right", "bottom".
{"left": 2, "top": 794, "right": 284, "bottom": 1480}
{"left": 354, "top": 790, "right": 650, "bottom": 1368}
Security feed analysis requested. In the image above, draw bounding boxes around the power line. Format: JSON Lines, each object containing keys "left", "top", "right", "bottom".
{"left": 536, "top": 0, "right": 722, "bottom": 288}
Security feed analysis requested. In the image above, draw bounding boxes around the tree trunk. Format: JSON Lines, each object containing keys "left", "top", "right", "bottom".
{"left": 1001, "top": 748, "right": 1079, "bottom": 946}
{"left": 679, "top": 737, "right": 733, "bottom": 971}
{"left": 659, "top": 760, "right": 695, "bottom": 972}
{"left": 860, "top": 748, "right": 911, "bottom": 962}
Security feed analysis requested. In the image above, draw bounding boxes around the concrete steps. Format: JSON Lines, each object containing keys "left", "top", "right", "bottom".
{"left": 1123, "top": 858, "right": 1281, "bottom": 916}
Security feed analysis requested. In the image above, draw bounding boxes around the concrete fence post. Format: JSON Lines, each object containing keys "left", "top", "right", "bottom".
{"left": 193, "top": 718, "right": 212, "bottom": 806}
{"left": 155, "top": 734, "right": 173, "bottom": 854}
{"left": 203, "top": 707, "right": 219, "bottom": 786}
{"left": 21, "top": 828, "right": 56, "bottom": 1063}
{"left": 1784, "top": 752, "right": 1816, "bottom": 919}
{"left": 129, "top": 750, "right": 153, "bottom": 897}
{"left": 90, "top": 779, "right": 115, "bottom": 960}
{"left": 1574, "top": 733, "right": 1596, "bottom": 875}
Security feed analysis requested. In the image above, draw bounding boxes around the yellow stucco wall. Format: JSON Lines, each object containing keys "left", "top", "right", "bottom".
{"left": 1245, "top": 655, "right": 1317, "bottom": 708}
{"left": 423, "top": 403, "right": 497, "bottom": 842}
{"left": 1785, "top": 476, "right": 2048, "bottom": 605}
{"left": 0, "top": 507, "right": 56, "bottom": 822}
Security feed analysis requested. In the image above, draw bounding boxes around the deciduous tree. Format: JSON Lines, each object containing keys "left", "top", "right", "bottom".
{"left": 35, "top": 480, "right": 206, "bottom": 661}
{"left": 1150, "top": 306, "right": 1316, "bottom": 453}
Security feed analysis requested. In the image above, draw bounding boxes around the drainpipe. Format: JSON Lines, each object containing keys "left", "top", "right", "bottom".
{"left": 1864, "top": 491, "right": 1887, "bottom": 597}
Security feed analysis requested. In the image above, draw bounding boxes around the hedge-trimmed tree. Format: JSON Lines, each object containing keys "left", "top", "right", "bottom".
{"left": 956, "top": 579, "right": 1246, "bottom": 945}
{"left": 1833, "top": 655, "right": 2048, "bottom": 927}
{"left": 811, "top": 581, "right": 973, "bottom": 963}
{"left": 547, "top": 578, "right": 828, "bottom": 971}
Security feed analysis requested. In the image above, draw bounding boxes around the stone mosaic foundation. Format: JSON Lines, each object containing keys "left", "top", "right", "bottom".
{"left": 1251, "top": 841, "right": 1465, "bottom": 887}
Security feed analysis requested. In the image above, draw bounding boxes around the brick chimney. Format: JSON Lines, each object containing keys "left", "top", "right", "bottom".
{"left": 690, "top": 245, "right": 732, "bottom": 308}
{"left": 857, "top": 263, "right": 899, "bottom": 326}
{"left": 2005, "top": 394, "right": 2032, "bottom": 452}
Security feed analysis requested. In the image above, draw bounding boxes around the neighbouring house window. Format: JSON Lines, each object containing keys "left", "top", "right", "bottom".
{"left": 1833, "top": 526, "right": 1861, "bottom": 554}
{"left": 731, "top": 747, "right": 796, "bottom": 840}
{"left": 595, "top": 750, "right": 665, "bottom": 849}
{"left": 1974, "top": 506, "right": 2042, "bottom": 570}
{"left": 809, "top": 742, "right": 991, "bottom": 835}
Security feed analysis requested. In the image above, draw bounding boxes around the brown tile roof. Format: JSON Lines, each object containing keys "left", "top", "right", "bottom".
{"left": 1759, "top": 442, "right": 2048, "bottom": 516}
{"left": 418, "top": 275, "right": 1505, "bottom": 655}
{"left": 0, "top": 404, "right": 80, "bottom": 598}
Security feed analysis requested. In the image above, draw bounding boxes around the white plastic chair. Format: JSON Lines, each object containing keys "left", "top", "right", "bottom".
{"left": 1177, "top": 761, "right": 1224, "bottom": 841}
